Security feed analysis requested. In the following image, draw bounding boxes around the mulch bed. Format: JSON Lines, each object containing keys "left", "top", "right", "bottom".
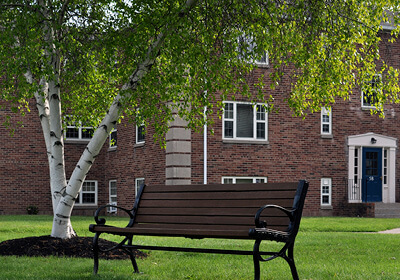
{"left": 0, "top": 236, "right": 147, "bottom": 260}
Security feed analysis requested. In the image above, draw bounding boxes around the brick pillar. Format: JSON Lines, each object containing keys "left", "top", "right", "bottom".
{"left": 165, "top": 114, "right": 191, "bottom": 185}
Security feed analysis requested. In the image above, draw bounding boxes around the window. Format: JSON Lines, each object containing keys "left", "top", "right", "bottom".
{"left": 222, "top": 177, "right": 267, "bottom": 184}
{"left": 321, "top": 107, "right": 332, "bottom": 136}
{"left": 223, "top": 102, "right": 268, "bottom": 141}
{"left": 65, "top": 117, "right": 94, "bottom": 141}
{"left": 321, "top": 178, "right": 332, "bottom": 206}
{"left": 76, "top": 180, "right": 97, "bottom": 206}
{"left": 362, "top": 75, "right": 381, "bottom": 108}
{"left": 136, "top": 124, "right": 145, "bottom": 144}
{"left": 109, "top": 128, "right": 117, "bottom": 148}
{"left": 108, "top": 180, "right": 117, "bottom": 213}
{"left": 238, "top": 35, "right": 269, "bottom": 67}
{"left": 135, "top": 178, "right": 145, "bottom": 197}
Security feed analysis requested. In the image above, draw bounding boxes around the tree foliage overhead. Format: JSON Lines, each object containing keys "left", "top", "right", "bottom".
{"left": 1, "top": 0, "right": 400, "bottom": 139}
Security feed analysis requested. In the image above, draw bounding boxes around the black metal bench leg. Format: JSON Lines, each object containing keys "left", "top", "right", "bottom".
{"left": 252, "top": 240, "right": 261, "bottom": 280}
{"left": 286, "top": 243, "right": 299, "bottom": 280}
{"left": 127, "top": 236, "right": 139, "bottom": 273}
{"left": 93, "top": 233, "right": 100, "bottom": 274}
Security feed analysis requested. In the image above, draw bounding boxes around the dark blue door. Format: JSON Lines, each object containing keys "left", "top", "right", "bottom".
{"left": 362, "top": 148, "right": 382, "bottom": 202}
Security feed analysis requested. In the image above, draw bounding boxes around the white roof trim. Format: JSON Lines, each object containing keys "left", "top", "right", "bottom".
{"left": 348, "top": 132, "right": 397, "bottom": 148}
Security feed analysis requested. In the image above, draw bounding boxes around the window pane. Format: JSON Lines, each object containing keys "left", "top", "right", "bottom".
{"left": 256, "top": 123, "right": 265, "bottom": 139}
{"left": 224, "top": 103, "right": 233, "bottom": 119}
{"left": 236, "top": 179, "right": 253, "bottom": 184}
{"left": 83, "top": 182, "right": 95, "bottom": 192}
{"left": 137, "top": 125, "right": 145, "bottom": 142}
{"left": 82, "top": 193, "right": 95, "bottom": 204}
{"left": 81, "top": 128, "right": 93, "bottom": 139}
{"left": 322, "top": 115, "right": 329, "bottom": 122}
{"left": 322, "top": 124, "right": 330, "bottom": 133}
{"left": 255, "top": 178, "right": 266, "bottom": 183}
{"left": 110, "top": 182, "right": 117, "bottom": 196}
{"left": 66, "top": 127, "right": 79, "bottom": 138}
{"left": 322, "top": 195, "right": 329, "bottom": 204}
{"left": 257, "top": 51, "right": 268, "bottom": 65}
{"left": 110, "top": 130, "right": 117, "bottom": 147}
{"left": 236, "top": 104, "right": 253, "bottom": 138}
{"left": 136, "top": 179, "right": 145, "bottom": 188}
{"left": 224, "top": 121, "right": 233, "bottom": 138}
{"left": 256, "top": 105, "right": 265, "bottom": 120}
{"left": 223, "top": 178, "right": 233, "bottom": 184}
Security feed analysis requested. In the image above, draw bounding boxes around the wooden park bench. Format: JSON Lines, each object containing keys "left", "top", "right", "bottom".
{"left": 89, "top": 180, "right": 308, "bottom": 280}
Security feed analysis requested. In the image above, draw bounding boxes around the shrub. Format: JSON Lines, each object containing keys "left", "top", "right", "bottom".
{"left": 26, "top": 205, "right": 39, "bottom": 215}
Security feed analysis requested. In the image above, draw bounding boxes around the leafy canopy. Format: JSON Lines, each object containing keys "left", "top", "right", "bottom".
{"left": 0, "top": 0, "right": 399, "bottom": 142}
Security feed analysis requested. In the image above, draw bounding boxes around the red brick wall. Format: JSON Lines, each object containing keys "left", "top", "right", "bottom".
{"left": 0, "top": 100, "right": 50, "bottom": 214}
{"left": 1, "top": 31, "right": 399, "bottom": 217}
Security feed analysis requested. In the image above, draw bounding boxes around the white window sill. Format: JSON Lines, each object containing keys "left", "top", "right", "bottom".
{"left": 74, "top": 204, "right": 97, "bottom": 208}
{"left": 256, "top": 63, "right": 269, "bottom": 68}
{"left": 108, "top": 146, "right": 117, "bottom": 152}
{"left": 361, "top": 106, "right": 377, "bottom": 110}
{"left": 65, "top": 139, "right": 91, "bottom": 144}
{"left": 321, "top": 134, "right": 333, "bottom": 139}
{"left": 223, "top": 139, "right": 269, "bottom": 145}
{"left": 134, "top": 142, "right": 145, "bottom": 148}
{"left": 320, "top": 205, "right": 333, "bottom": 210}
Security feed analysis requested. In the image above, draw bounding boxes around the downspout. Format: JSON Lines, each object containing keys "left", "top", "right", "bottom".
{"left": 203, "top": 103, "right": 207, "bottom": 185}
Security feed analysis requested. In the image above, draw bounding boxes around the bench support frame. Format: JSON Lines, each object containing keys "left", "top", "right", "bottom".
{"left": 90, "top": 180, "right": 308, "bottom": 280}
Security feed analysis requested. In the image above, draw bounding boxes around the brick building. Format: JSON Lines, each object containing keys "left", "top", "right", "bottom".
{"left": 1, "top": 28, "right": 400, "bottom": 217}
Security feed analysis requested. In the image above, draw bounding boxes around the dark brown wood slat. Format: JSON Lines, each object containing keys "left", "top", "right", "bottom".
{"left": 138, "top": 199, "right": 294, "bottom": 208}
{"left": 134, "top": 215, "right": 289, "bottom": 226}
{"left": 144, "top": 182, "right": 298, "bottom": 193}
{"left": 91, "top": 225, "right": 289, "bottom": 239}
{"left": 91, "top": 225, "right": 251, "bottom": 238}
{"left": 140, "top": 190, "right": 296, "bottom": 200}
{"left": 132, "top": 223, "right": 252, "bottom": 231}
{"left": 136, "top": 207, "right": 290, "bottom": 217}
{"left": 132, "top": 223, "right": 289, "bottom": 232}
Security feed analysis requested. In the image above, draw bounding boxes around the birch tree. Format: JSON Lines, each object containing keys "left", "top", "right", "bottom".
{"left": 1, "top": 0, "right": 399, "bottom": 239}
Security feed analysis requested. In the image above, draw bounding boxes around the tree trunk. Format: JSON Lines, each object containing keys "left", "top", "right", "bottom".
{"left": 49, "top": 0, "right": 199, "bottom": 239}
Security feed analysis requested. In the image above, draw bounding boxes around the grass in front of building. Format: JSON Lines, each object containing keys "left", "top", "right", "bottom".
{"left": 0, "top": 215, "right": 399, "bottom": 279}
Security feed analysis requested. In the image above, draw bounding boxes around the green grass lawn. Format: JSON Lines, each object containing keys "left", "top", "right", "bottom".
{"left": 0, "top": 215, "right": 399, "bottom": 280}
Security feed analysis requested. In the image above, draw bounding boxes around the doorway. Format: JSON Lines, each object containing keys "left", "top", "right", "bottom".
{"left": 362, "top": 148, "right": 382, "bottom": 202}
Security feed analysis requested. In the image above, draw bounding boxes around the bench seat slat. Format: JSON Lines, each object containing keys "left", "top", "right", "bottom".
{"left": 144, "top": 183, "right": 298, "bottom": 193}
{"left": 91, "top": 225, "right": 251, "bottom": 239}
{"left": 141, "top": 190, "right": 296, "bottom": 200}
{"left": 139, "top": 199, "right": 294, "bottom": 208}
{"left": 137, "top": 207, "right": 291, "bottom": 216}
{"left": 132, "top": 223, "right": 288, "bottom": 232}
{"left": 134, "top": 215, "right": 290, "bottom": 226}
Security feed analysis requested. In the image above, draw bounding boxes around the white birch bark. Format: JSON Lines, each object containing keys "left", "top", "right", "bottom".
{"left": 51, "top": 0, "right": 199, "bottom": 238}
{"left": 26, "top": 71, "right": 63, "bottom": 214}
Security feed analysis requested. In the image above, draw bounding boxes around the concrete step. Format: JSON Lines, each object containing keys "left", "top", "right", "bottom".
{"left": 375, "top": 203, "right": 400, "bottom": 218}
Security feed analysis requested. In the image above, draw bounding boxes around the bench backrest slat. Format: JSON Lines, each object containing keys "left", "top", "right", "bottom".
{"left": 131, "top": 182, "right": 300, "bottom": 236}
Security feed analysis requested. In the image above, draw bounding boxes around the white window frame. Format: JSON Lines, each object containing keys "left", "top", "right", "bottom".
{"left": 222, "top": 177, "right": 268, "bottom": 184}
{"left": 321, "top": 178, "right": 332, "bottom": 207}
{"left": 65, "top": 117, "right": 94, "bottom": 141}
{"left": 108, "top": 180, "right": 117, "bottom": 213}
{"left": 136, "top": 124, "right": 145, "bottom": 144}
{"left": 223, "top": 101, "right": 268, "bottom": 142}
{"left": 361, "top": 74, "right": 381, "bottom": 109}
{"left": 75, "top": 180, "right": 98, "bottom": 206}
{"left": 321, "top": 107, "right": 332, "bottom": 136}
{"left": 109, "top": 128, "right": 117, "bottom": 149}
{"left": 135, "top": 178, "right": 145, "bottom": 197}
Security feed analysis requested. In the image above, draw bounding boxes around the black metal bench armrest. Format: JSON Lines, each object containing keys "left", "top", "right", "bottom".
{"left": 93, "top": 204, "right": 135, "bottom": 227}
{"left": 254, "top": 204, "right": 294, "bottom": 228}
